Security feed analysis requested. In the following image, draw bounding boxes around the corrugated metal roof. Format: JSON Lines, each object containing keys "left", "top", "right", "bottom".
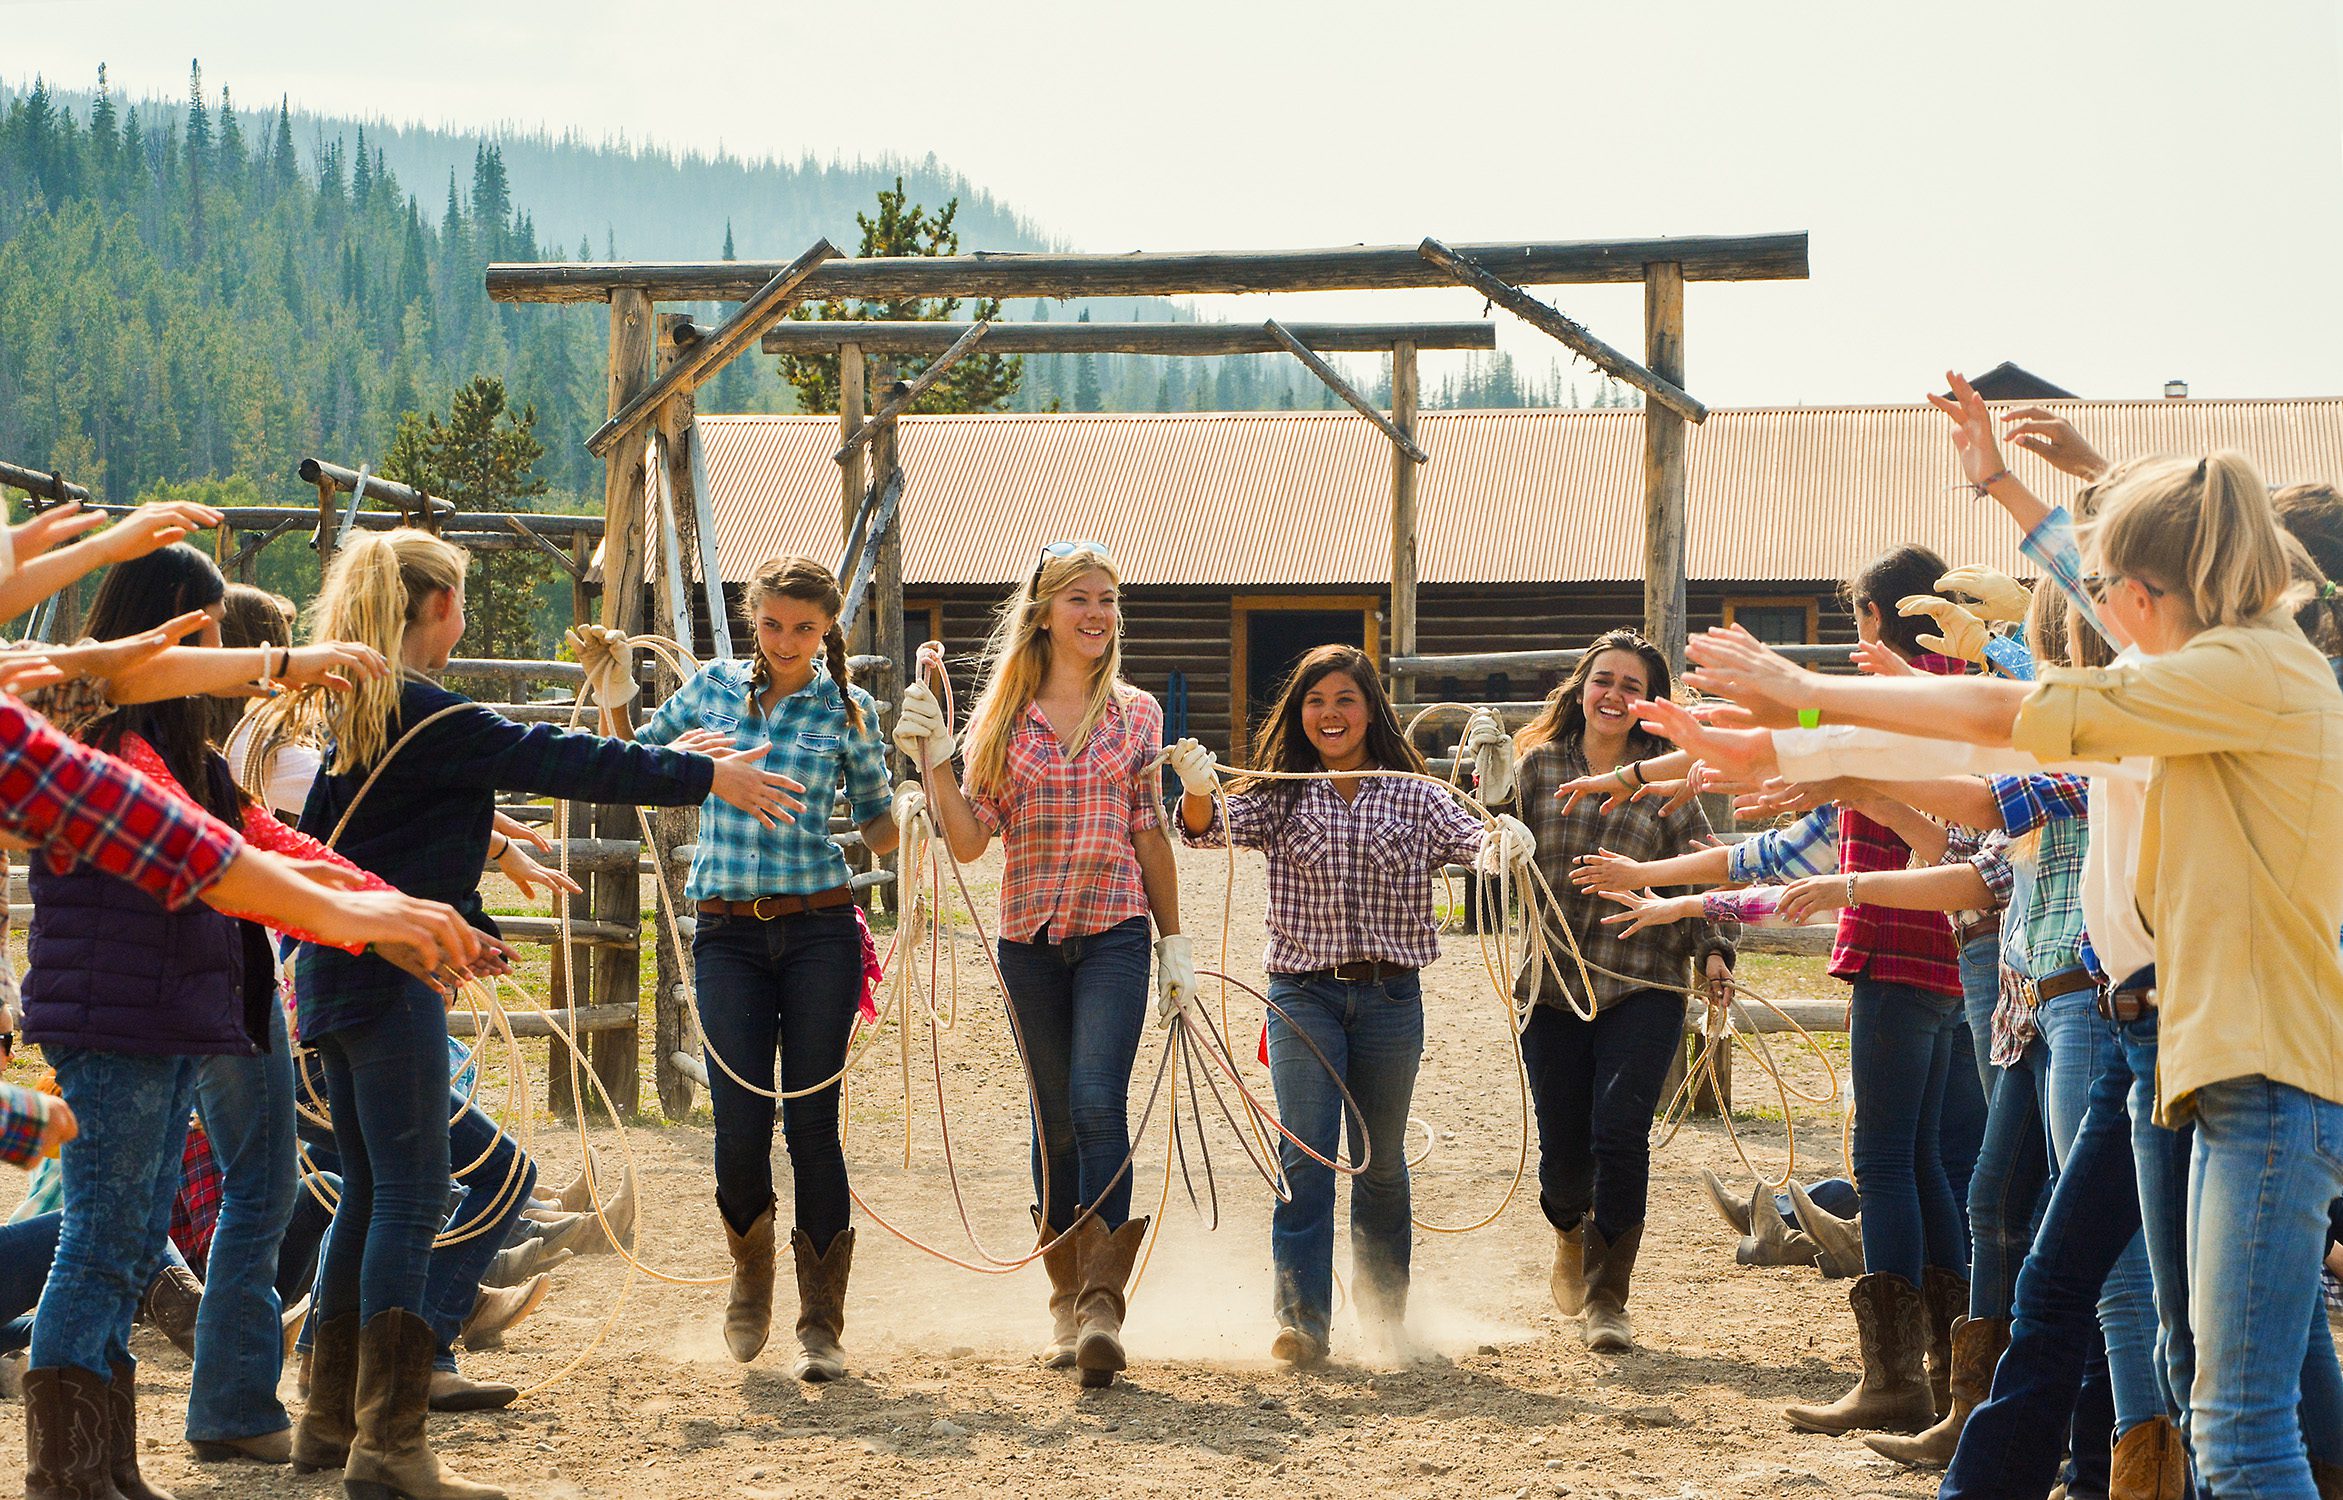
{"left": 693, "top": 399, "right": 2343, "bottom": 587}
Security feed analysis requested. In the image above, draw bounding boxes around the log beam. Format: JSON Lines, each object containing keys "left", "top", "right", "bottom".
{"left": 1264, "top": 320, "right": 1428, "bottom": 464}
{"left": 487, "top": 233, "right": 1811, "bottom": 304}
{"left": 1418, "top": 238, "right": 1708, "bottom": 423}
{"left": 760, "top": 320, "right": 1499, "bottom": 356}
{"left": 1644, "top": 263, "right": 1691, "bottom": 666}
{"left": 296, "top": 459, "right": 455, "bottom": 519}
{"left": 1388, "top": 340, "right": 1421, "bottom": 707}
{"left": 833, "top": 322, "right": 990, "bottom": 464}
{"left": 0, "top": 461, "right": 91, "bottom": 504}
{"left": 582, "top": 238, "right": 840, "bottom": 458}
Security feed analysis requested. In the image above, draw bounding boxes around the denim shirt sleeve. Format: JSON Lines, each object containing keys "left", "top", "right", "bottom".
{"left": 1728, "top": 804, "right": 1840, "bottom": 883}
{"left": 2022, "top": 505, "right": 2115, "bottom": 648}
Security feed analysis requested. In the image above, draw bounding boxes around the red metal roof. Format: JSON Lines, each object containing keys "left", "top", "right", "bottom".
{"left": 693, "top": 399, "right": 2343, "bottom": 587}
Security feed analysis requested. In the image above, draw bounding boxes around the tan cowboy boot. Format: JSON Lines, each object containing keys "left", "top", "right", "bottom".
{"left": 1550, "top": 1221, "right": 1587, "bottom": 1316}
{"left": 789, "top": 1227, "right": 855, "bottom": 1383}
{"left": 1788, "top": 1180, "right": 1866, "bottom": 1280}
{"left": 1074, "top": 1216, "right": 1150, "bottom": 1389}
{"left": 1920, "top": 1267, "right": 1968, "bottom": 1418}
{"left": 1784, "top": 1273, "right": 1935, "bottom": 1435}
{"left": 291, "top": 1311, "right": 359, "bottom": 1473}
{"left": 1865, "top": 1315, "right": 2010, "bottom": 1467}
{"left": 2110, "top": 1413, "right": 2188, "bottom": 1500}
{"left": 458, "top": 1272, "right": 551, "bottom": 1353}
{"left": 722, "top": 1200, "right": 777, "bottom": 1363}
{"left": 1698, "top": 1168, "right": 1755, "bottom": 1236}
{"left": 1033, "top": 1208, "right": 1081, "bottom": 1370}
{"left": 343, "top": 1309, "right": 503, "bottom": 1500}
{"left": 1737, "top": 1190, "right": 1822, "bottom": 1269}
{"left": 1581, "top": 1224, "right": 1643, "bottom": 1353}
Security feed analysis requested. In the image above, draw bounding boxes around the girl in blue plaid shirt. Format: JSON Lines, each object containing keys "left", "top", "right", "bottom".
{"left": 624, "top": 555, "right": 897, "bottom": 1385}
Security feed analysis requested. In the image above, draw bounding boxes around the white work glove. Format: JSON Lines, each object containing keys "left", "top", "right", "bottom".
{"left": 892, "top": 681, "right": 956, "bottom": 770}
{"left": 1935, "top": 566, "right": 2030, "bottom": 625}
{"left": 1153, "top": 934, "right": 1197, "bottom": 1029}
{"left": 565, "top": 624, "right": 639, "bottom": 708}
{"left": 1898, "top": 595, "right": 1991, "bottom": 665}
{"left": 1483, "top": 813, "right": 1537, "bottom": 874}
{"left": 891, "top": 783, "right": 927, "bottom": 834}
{"left": 1459, "top": 709, "right": 1516, "bottom": 804}
{"left": 1166, "top": 738, "right": 1219, "bottom": 797}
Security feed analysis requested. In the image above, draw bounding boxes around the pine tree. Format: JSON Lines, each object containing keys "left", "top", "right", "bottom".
{"left": 1071, "top": 311, "right": 1101, "bottom": 413}
{"left": 470, "top": 144, "right": 511, "bottom": 257}
{"left": 380, "top": 375, "right": 551, "bottom": 657}
{"left": 271, "top": 97, "right": 297, "bottom": 194}
{"left": 351, "top": 125, "right": 372, "bottom": 205}
{"left": 442, "top": 170, "right": 465, "bottom": 253}
{"left": 721, "top": 219, "right": 735, "bottom": 260}
{"left": 215, "top": 86, "right": 244, "bottom": 185}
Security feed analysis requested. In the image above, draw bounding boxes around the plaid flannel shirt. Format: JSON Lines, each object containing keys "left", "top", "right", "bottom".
{"left": 295, "top": 677, "right": 712, "bottom": 1038}
{"left": 639, "top": 660, "right": 891, "bottom": 900}
{"left": 963, "top": 689, "right": 1163, "bottom": 943}
{"left": 168, "top": 1120, "right": 221, "bottom": 1271}
{"left": 0, "top": 1082, "right": 48, "bottom": 1168}
{"left": 1729, "top": 805, "right": 1840, "bottom": 883}
{"left": 1990, "top": 771, "right": 2090, "bottom": 837}
{"left": 1830, "top": 654, "right": 1965, "bottom": 997}
{"left": 1179, "top": 774, "right": 1487, "bottom": 973}
{"left": 2024, "top": 506, "right": 2116, "bottom": 648}
{"left": 1513, "top": 740, "right": 1736, "bottom": 1012}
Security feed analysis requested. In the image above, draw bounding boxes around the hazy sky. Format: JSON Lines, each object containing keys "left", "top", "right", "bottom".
{"left": 8, "top": 0, "right": 2342, "bottom": 407}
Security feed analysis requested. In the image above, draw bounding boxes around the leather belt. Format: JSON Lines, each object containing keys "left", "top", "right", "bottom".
{"left": 697, "top": 887, "right": 853, "bottom": 921}
{"left": 1286, "top": 960, "right": 1418, "bottom": 986}
{"left": 1953, "top": 915, "right": 1998, "bottom": 947}
{"left": 2032, "top": 966, "right": 2097, "bottom": 1004}
{"left": 2097, "top": 983, "right": 2155, "bottom": 1024}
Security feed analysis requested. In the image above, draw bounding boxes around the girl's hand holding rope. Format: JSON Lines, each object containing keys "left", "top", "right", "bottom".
{"left": 704, "top": 744, "right": 807, "bottom": 829}
{"left": 893, "top": 682, "right": 956, "bottom": 769}
{"left": 1166, "top": 738, "right": 1218, "bottom": 797}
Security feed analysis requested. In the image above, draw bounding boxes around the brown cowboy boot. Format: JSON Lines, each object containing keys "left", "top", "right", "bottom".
{"left": 138, "top": 1266, "right": 202, "bottom": 1360}
{"left": 1698, "top": 1169, "right": 1755, "bottom": 1236}
{"left": 1784, "top": 1273, "right": 1935, "bottom": 1435}
{"left": 100, "top": 1360, "right": 174, "bottom": 1500}
{"left": 24, "top": 1363, "right": 125, "bottom": 1500}
{"left": 1865, "top": 1315, "right": 2010, "bottom": 1467}
{"left": 342, "top": 1309, "right": 504, "bottom": 1500}
{"left": 2110, "top": 1414, "right": 2187, "bottom": 1500}
{"left": 789, "top": 1227, "right": 854, "bottom": 1383}
{"left": 721, "top": 1199, "right": 776, "bottom": 1363}
{"left": 290, "top": 1311, "right": 360, "bottom": 1473}
{"left": 1788, "top": 1180, "right": 1865, "bottom": 1279}
{"left": 1550, "top": 1222, "right": 1587, "bottom": 1316}
{"left": 1920, "top": 1267, "right": 1968, "bottom": 1418}
{"left": 1073, "top": 1216, "right": 1150, "bottom": 1389}
{"left": 458, "top": 1272, "right": 550, "bottom": 1353}
{"left": 1033, "top": 1208, "right": 1081, "bottom": 1370}
{"left": 425, "top": 1367, "right": 518, "bottom": 1413}
{"left": 1737, "top": 1191, "right": 1822, "bottom": 1269}
{"left": 1581, "top": 1223, "right": 1643, "bottom": 1353}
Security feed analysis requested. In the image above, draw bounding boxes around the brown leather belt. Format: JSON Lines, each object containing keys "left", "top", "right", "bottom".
{"left": 2097, "top": 983, "right": 2155, "bottom": 1024}
{"left": 1953, "top": 915, "right": 1998, "bottom": 948}
{"left": 697, "top": 887, "right": 853, "bottom": 921}
{"left": 2032, "top": 966, "right": 2097, "bottom": 1004}
{"left": 1288, "top": 960, "right": 1418, "bottom": 986}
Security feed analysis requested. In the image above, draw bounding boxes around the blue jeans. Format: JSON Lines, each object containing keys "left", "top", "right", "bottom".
{"left": 1780, "top": 1178, "right": 1860, "bottom": 1227}
{"left": 2036, "top": 990, "right": 2165, "bottom": 1435}
{"left": 1958, "top": 934, "right": 2002, "bottom": 1097}
{"left": 421, "top": 1097, "right": 537, "bottom": 1372}
{"left": 2121, "top": 1013, "right": 2199, "bottom": 1438}
{"left": 1263, "top": 972, "right": 1424, "bottom": 1346}
{"left": 0, "top": 1212, "right": 61, "bottom": 1354}
{"left": 996, "top": 916, "right": 1152, "bottom": 1232}
{"left": 186, "top": 1002, "right": 297, "bottom": 1442}
{"left": 1966, "top": 1039, "right": 2049, "bottom": 1321}
{"left": 1848, "top": 974, "right": 1985, "bottom": 1282}
{"left": 1520, "top": 988, "right": 1685, "bottom": 1242}
{"left": 29, "top": 1047, "right": 197, "bottom": 1377}
{"left": 310, "top": 985, "right": 455, "bottom": 1325}
{"left": 692, "top": 905, "right": 863, "bottom": 1244}
{"left": 2185, "top": 1077, "right": 2343, "bottom": 1499}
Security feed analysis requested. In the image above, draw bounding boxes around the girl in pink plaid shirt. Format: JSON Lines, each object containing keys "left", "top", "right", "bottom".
{"left": 904, "top": 542, "right": 1185, "bottom": 1390}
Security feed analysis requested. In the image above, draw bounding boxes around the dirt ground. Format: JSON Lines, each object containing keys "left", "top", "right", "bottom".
{"left": 1, "top": 841, "right": 1940, "bottom": 1500}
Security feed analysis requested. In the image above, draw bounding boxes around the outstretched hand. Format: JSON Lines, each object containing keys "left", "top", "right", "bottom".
{"left": 1630, "top": 693, "right": 1783, "bottom": 780}
{"left": 1925, "top": 371, "right": 2010, "bottom": 490}
{"left": 707, "top": 744, "right": 809, "bottom": 829}
{"left": 2000, "top": 406, "right": 2108, "bottom": 481}
{"left": 1679, "top": 627, "right": 1818, "bottom": 730}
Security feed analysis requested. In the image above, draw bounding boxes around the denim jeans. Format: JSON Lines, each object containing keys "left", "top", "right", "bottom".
{"left": 1263, "top": 971, "right": 1424, "bottom": 1346}
{"left": 692, "top": 906, "right": 863, "bottom": 1244}
{"left": 310, "top": 985, "right": 456, "bottom": 1324}
{"left": 996, "top": 916, "right": 1152, "bottom": 1232}
{"left": 2121, "top": 1013, "right": 2198, "bottom": 1437}
{"left": 1958, "top": 934, "right": 2002, "bottom": 1098}
{"left": 2035, "top": 990, "right": 2165, "bottom": 1435}
{"left": 276, "top": 1170, "right": 335, "bottom": 1307}
{"left": 29, "top": 1047, "right": 197, "bottom": 1377}
{"left": 186, "top": 1002, "right": 297, "bottom": 1442}
{"left": 1779, "top": 1178, "right": 1860, "bottom": 1227}
{"left": 1966, "top": 1039, "right": 2049, "bottom": 1321}
{"left": 1519, "top": 988, "right": 1685, "bottom": 1243}
{"left": 1848, "top": 974, "right": 1986, "bottom": 1283}
{"left": 2185, "top": 1077, "right": 2343, "bottom": 1499}
{"left": 420, "top": 1097, "right": 537, "bottom": 1372}
{"left": 0, "top": 1211, "right": 60, "bottom": 1354}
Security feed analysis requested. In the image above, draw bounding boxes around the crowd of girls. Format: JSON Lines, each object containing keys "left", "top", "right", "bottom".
{"left": 8, "top": 364, "right": 2343, "bottom": 1500}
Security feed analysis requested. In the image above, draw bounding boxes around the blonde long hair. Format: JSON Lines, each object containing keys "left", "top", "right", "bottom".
{"left": 2083, "top": 451, "right": 2295, "bottom": 632}
{"left": 300, "top": 528, "right": 469, "bottom": 772}
{"left": 961, "top": 550, "right": 1127, "bottom": 795}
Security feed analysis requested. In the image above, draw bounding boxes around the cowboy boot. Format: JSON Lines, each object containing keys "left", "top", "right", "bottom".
{"left": 1033, "top": 1208, "right": 1081, "bottom": 1370}
{"left": 1788, "top": 1180, "right": 1866, "bottom": 1280}
{"left": 458, "top": 1272, "right": 550, "bottom": 1353}
{"left": 721, "top": 1199, "right": 776, "bottom": 1363}
{"left": 1549, "top": 1221, "right": 1587, "bottom": 1316}
{"left": 788, "top": 1227, "right": 854, "bottom": 1383}
{"left": 1920, "top": 1267, "right": 1968, "bottom": 1418}
{"left": 549, "top": 1156, "right": 597, "bottom": 1214}
{"left": 1783, "top": 1273, "right": 1935, "bottom": 1435}
{"left": 1865, "top": 1315, "right": 2010, "bottom": 1467}
{"left": 1581, "top": 1223, "right": 1642, "bottom": 1353}
{"left": 291, "top": 1311, "right": 360, "bottom": 1473}
{"left": 483, "top": 1238, "right": 573, "bottom": 1291}
{"left": 343, "top": 1309, "right": 503, "bottom": 1500}
{"left": 138, "top": 1266, "right": 202, "bottom": 1360}
{"left": 1699, "top": 1169, "right": 1755, "bottom": 1236}
{"left": 23, "top": 1363, "right": 124, "bottom": 1500}
{"left": 426, "top": 1366, "right": 518, "bottom": 1413}
{"left": 1074, "top": 1216, "right": 1150, "bottom": 1389}
{"left": 2109, "top": 1413, "right": 2187, "bottom": 1500}
{"left": 103, "top": 1360, "right": 175, "bottom": 1499}
{"left": 1736, "top": 1190, "right": 1822, "bottom": 1269}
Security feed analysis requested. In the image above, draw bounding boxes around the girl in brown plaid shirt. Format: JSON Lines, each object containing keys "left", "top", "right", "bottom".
{"left": 1501, "top": 629, "right": 1735, "bottom": 1355}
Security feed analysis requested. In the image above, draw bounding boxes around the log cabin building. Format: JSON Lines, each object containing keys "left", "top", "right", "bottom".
{"left": 690, "top": 398, "right": 2343, "bottom": 754}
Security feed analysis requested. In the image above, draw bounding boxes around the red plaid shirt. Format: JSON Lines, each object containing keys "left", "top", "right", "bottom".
{"left": 1827, "top": 653, "right": 1966, "bottom": 997}
{"left": 168, "top": 1120, "right": 222, "bottom": 1273}
{"left": 0, "top": 695, "right": 241, "bottom": 909}
{"left": 964, "top": 689, "right": 1162, "bottom": 942}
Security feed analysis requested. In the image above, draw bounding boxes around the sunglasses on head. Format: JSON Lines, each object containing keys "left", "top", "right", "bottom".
{"left": 1030, "top": 539, "right": 1113, "bottom": 589}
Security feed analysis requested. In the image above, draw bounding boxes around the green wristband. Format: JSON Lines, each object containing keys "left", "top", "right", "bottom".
{"left": 1796, "top": 708, "right": 1821, "bottom": 729}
